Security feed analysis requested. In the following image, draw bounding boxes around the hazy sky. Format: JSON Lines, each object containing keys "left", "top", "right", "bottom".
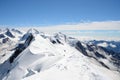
{"left": 0, "top": 0, "right": 120, "bottom": 26}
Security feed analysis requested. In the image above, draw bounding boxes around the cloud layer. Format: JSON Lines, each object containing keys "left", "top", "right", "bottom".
{"left": 33, "top": 21, "right": 120, "bottom": 32}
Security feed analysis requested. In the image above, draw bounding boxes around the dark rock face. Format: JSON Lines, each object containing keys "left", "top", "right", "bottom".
{"left": 99, "top": 61, "right": 110, "bottom": 69}
{"left": 2, "top": 38, "right": 9, "bottom": 43}
{"left": 5, "top": 29, "right": 15, "bottom": 38}
{"left": 75, "top": 41, "right": 88, "bottom": 56}
{"left": 54, "top": 32, "right": 67, "bottom": 42}
{"left": 74, "top": 40, "right": 120, "bottom": 70}
{"left": 87, "top": 40, "right": 120, "bottom": 68}
{"left": 50, "top": 37, "right": 63, "bottom": 44}
{"left": 88, "top": 40, "right": 120, "bottom": 53}
{"left": 11, "top": 29, "right": 22, "bottom": 34}
{"left": 50, "top": 32, "right": 68, "bottom": 45}
{"left": 75, "top": 41, "right": 112, "bottom": 59}
{"left": 100, "top": 47, "right": 120, "bottom": 60}
{"left": 9, "top": 33, "right": 34, "bottom": 63}
{"left": 51, "top": 39, "right": 57, "bottom": 44}
{"left": 0, "top": 34, "right": 5, "bottom": 38}
{"left": 9, "top": 45, "right": 23, "bottom": 63}
{"left": 0, "top": 32, "right": 35, "bottom": 80}
{"left": 94, "top": 52, "right": 106, "bottom": 59}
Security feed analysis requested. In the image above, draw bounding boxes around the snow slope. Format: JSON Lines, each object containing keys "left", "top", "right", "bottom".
{"left": 0, "top": 28, "right": 120, "bottom": 80}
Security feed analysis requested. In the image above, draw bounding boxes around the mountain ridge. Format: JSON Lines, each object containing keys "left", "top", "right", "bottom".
{"left": 0, "top": 28, "right": 120, "bottom": 80}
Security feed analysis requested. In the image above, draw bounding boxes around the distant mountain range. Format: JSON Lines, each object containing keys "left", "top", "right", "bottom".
{"left": 0, "top": 28, "right": 120, "bottom": 80}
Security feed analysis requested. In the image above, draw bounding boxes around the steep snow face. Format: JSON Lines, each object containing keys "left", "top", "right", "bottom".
{"left": 0, "top": 29, "right": 120, "bottom": 80}
{"left": 0, "top": 33, "right": 70, "bottom": 80}
{"left": 23, "top": 51, "right": 120, "bottom": 80}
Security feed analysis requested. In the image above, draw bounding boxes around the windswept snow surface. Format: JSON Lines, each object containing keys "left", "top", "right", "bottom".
{"left": 0, "top": 28, "right": 120, "bottom": 80}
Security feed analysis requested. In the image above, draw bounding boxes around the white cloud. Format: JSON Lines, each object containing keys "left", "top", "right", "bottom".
{"left": 1, "top": 21, "right": 120, "bottom": 31}
{"left": 1, "top": 21, "right": 119, "bottom": 40}
{"left": 28, "top": 21, "right": 120, "bottom": 32}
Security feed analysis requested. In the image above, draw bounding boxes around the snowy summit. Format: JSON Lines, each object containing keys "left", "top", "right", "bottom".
{"left": 0, "top": 28, "right": 120, "bottom": 80}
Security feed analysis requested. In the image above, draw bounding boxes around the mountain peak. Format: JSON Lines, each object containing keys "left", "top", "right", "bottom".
{"left": 11, "top": 29, "right": 23, "bottom": 34}
{"left": 5, "top": 28, "right": 15, "bottom": 38}
{"left": 27, "top": 28, "right": 39, "bottom": 34}
{"left": 0, "top": 28, "right": 120, "bottom": 80}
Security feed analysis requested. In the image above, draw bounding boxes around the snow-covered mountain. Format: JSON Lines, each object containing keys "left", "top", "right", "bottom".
{"left": 0, "top": 28, "right": 23, "bottom": 64}
{"left": 0, "top": 28, "right": 120, "bottom": 80}
{"left": 0, "top": 28, "right": 23, "bottom": 43}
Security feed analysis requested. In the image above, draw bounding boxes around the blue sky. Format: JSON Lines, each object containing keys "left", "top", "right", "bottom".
{"left": 0, "top": 0, "right": 120, "bottom": 26}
